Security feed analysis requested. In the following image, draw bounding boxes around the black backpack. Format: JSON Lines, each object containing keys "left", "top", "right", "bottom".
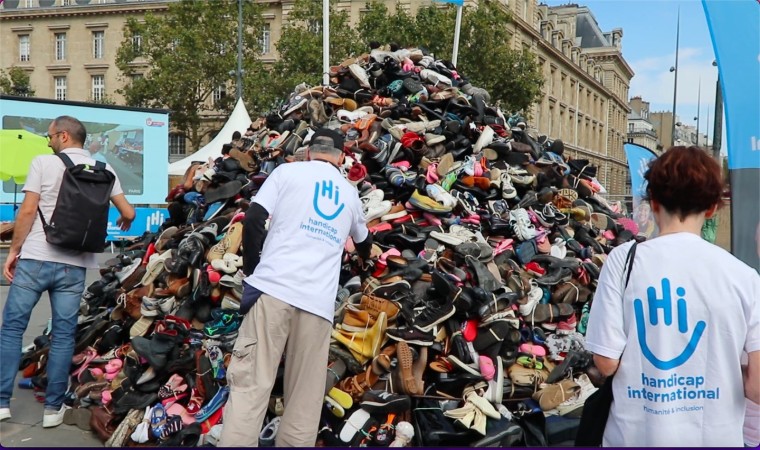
{"left": 37, "top": 153, "right": 115, "bottom": 253}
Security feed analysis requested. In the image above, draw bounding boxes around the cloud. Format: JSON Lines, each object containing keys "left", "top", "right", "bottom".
{"left": 629, "top": 46, "right": 718, "bottom": 116}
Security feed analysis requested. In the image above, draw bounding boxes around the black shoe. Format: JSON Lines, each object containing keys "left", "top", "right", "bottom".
{"left": 413, "top": 301, "right": 456, "bottom": 332}
{"left": 386, "top": 327, "right": 435, "bottom": 346}
{"left": 360, "top": 390, "right": 411, "bottom": 415}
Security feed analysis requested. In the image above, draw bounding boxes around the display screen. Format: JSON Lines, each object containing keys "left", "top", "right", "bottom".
{"left": 0, "top": 95, "right": 168, "bottom": 204}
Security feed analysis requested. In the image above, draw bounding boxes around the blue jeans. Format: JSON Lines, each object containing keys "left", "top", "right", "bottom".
{"left": 0, "top": 259, "right": 85, "bottom": 410}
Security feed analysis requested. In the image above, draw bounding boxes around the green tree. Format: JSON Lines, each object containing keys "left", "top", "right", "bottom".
{"left": 0, "top": 66, "right": 35, "bottom": 97}
{"left": 357, "top": 1, "right": 417, "bottom": 49}
{"left": 116, "top": 0, "right": 266, "bottom": 152}
{"left": 267, "top": 0, "right": 364, "bottom": 106}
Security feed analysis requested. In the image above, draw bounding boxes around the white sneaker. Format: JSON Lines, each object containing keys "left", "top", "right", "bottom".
{"left": 42, "top": 405, "right": 69, "bottom": 428}
{"left": 0, "top": 407, "right": 11, "bottom": 421}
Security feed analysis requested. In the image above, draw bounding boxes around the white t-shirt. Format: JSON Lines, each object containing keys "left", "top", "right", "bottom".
{"left": 586, "top": 233, "right": 760, "bottom": 447}
{"left": 244, "top": 160, "right": 368, "bottom": 323}
{"left": 21, "top": 148, "right": 123, "bottom": 269}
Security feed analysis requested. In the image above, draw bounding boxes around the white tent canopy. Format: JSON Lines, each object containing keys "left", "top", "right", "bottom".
{"left": 168, "top": 98, "right": 252, "bottom": 176}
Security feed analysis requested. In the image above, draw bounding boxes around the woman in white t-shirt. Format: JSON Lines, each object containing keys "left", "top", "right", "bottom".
{"left": 586, "top": 146, "right": 760, "bottom": 447}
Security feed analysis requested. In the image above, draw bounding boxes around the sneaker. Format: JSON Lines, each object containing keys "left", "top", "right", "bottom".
{"left": 413, "top": 301, "right": 456, "bottom": 332}
{"left": 0, "top": 408, "right": 10, "bottom": 421}
{"left": 360, "top": 390, "right": 411, "bottom": 415}
{"left": 195, "top": 386, "right": 229, "bottom": 422}
{"left": 42, "top": 405, "right": 69, "bottom": 428}
{"left": 385, "top": 327, "right": 435, "bottom": 346}
{"left": 203, "top": 311, "right": 241, "bottom": 338}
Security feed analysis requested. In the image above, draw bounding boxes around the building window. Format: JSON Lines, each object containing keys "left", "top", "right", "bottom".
{"left": 260, "top": 23, "right": 271, "bottom": 54}
{"left": 132, "top": 33, "right": 142, "bottom": 54}
{"left": 24, "top": 0, "right": 34, "bottom": 7}
{"left": 19, "top": 35, "right": 31, "bottom": 62}
{"left": 92, "top": 31, "right": 104, "bottom": 59}
{"left": 169, "top": 133, "right": 186, "bottom": 156}
{"left": 62, "top": 0, "right": 73, "bottom": 5}
{"left": 92, "top": 75, "right": 105, "bottom": 102}
{"left": 55, "top": 33, "right": 66, "bottom": 61}
{"left": 213, "top": 85, "right": 226, "bottom": 106}
{"left": 54, "top": 76, "right": 67, "bottom": 100}
{"left": 522, "top": 0, "right": 528, "bottom": 20}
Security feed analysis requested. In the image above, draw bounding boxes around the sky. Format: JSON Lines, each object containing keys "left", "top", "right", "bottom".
{"left": 543, "top": 0, "right": 722, "bottom": 148}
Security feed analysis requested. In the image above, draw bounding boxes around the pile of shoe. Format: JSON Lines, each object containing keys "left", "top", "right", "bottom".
{"left": 14, "top": 45, "right": 640, "bottom": 447}
{"left": 16, "top": 208, "right": 252, "bottom": 446}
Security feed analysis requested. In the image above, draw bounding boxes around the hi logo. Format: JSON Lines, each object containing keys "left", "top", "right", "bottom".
{"left": 145, "top": 210, "right": 165, "bottom": 231}
{"left": 313, "top": 180, "right": 344, "bottom": 220}
{"left": 634, "top": 278, "right": 706, "bottom": 370}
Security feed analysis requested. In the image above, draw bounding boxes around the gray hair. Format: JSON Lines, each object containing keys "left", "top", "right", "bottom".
{"left": 53, "top": 116, "right": 87, "bottom": 145}
{"left": 309, "top": 136, "right": 342, "bottom": 157}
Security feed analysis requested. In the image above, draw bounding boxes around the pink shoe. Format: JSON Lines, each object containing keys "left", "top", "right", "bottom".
{"left": 104, "top": 359, "right": 123, "bottom": 381}
{"left": 422, "top": 213, "right": 442, "bottom": 227}
{"left": 426, "top": 164, "right": 439, "bottom": 184}
{"left": 479, "top": 356, "right": 495, "bottom": 381}
{"left": 101, "top": 390, "right": 112, "bottom": 405}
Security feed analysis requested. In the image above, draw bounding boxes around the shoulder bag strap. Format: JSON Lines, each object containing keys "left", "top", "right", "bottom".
{"left": 623, "top": 241, "right": 638, "bottom": 290}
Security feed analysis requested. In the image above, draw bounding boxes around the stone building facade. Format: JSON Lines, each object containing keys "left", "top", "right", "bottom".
{"left": 1, "top": 0, "right": 633, "bottom": 195}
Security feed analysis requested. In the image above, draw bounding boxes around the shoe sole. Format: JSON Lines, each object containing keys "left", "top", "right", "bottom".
{"left": 360, "top": 397, "right": 411, "bottom": 415}
{"left": 324, "top": 397, "right": 345, "bottom": 418}
{"left": 327, "top": 387, "right": 353, "bottom": 410}
{"left": 385, "top": 333, "right": 434, "bottom": 346}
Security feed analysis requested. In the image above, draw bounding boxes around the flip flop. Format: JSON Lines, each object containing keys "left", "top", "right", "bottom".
{"left": 339, "top": 408, "right": 371, "bottom": 443}
{"left": 328, "top": 387, "right": 354, "bottom": 410}
{"left": 324, "top": 395, "right": 346, "bottom": 418}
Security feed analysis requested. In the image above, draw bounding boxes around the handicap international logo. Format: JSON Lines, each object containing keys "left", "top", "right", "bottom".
{"left": 312, "top": 180, "right": 345, "bottom": 220}
{"left": 628, "top": 278, "right": 718, "bottom": 413}
{"left": 634, "top": 278, "right": 706, "bottom": 370}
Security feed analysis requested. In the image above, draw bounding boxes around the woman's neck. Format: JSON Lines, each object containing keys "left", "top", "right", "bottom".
{"left": 654, "top": 208, "right": 705, "bottom": 237}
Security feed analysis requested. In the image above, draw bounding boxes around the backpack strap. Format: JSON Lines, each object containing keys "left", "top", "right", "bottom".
{"left": 55, "top": 152, "right": 76, "bottom": 168}
{"left": 623, "top": 241, "right": 638, "bottom": 289}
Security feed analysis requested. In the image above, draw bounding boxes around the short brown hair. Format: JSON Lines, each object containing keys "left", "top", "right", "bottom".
{"left": 644, "top": 146, "right": 723, "bottom": 220}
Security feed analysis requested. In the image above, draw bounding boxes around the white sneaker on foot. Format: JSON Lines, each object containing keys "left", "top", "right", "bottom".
{"left": 0, "top": 407, "right": 11, "bottom": 421}
{"left": 42, "top": 405, "right": 69, "bottom": 428}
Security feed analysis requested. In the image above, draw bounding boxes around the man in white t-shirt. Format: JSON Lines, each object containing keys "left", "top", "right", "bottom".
{"left": 219, "top": 130, "right": 371, "bottom": 447}
{"left": 0, "top": 116, "right": 134, "bottom": 428}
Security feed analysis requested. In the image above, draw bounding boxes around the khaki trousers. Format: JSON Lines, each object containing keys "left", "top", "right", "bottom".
{"left": 218, "top": 294, "right": 332, "bottom": 447}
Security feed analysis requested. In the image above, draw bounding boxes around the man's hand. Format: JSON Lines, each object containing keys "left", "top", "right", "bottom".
{"left": 3, "top": 250, "right": 19, "bottom": 283}
{"left": 116, "top": 216, "right": 133, "bottom": 231}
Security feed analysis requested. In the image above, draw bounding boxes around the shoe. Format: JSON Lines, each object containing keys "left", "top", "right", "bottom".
{"left": 0, "top": 408, "right": 10, "bottom": 421}
{"left": 195, "top": 386, "right": 229, "bottom": 422}
{"left": 360, "top": 390, "right": 411, "bottom": 415}
{"left": 42, "top": 405, "right": 69, "bottom": 428}
{"left": 385, "top": 327, "right": 435, "bottom": 346}
{"left": 413, "top": 301, "right": 456, "bottom": 332}
{"left": 259, "top": 416, "right": 281, "bottom": 446}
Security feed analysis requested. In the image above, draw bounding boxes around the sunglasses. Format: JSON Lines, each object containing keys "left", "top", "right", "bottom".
{"left": 46, "top": 131, "right": 65, "bottom": 140}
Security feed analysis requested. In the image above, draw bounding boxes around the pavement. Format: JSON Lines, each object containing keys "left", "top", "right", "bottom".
{"left": 0, "top": 249, "right": 111, "bottom": 447}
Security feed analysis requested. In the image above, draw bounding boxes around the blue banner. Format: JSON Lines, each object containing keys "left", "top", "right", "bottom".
{"left": 624, "top": 143, "right": 658, "bottom": 239}
{"left": 1, "top": 205, "right": 166, "bottom": 241}
{"left": 433, "top": 0, "right": 464, "bottom": 5}
{"left": 703, "top": 0, "right": 760, "bottom": 271}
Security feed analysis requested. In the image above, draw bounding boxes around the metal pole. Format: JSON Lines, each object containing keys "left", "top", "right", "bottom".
{"left": 695, "top": 78, "right": 701, "bottom": 146}
{"left": 670, "top": 7, "right": 680, "bottom": 147}
{"left": 705, "top": 104, "right": 710, "bottom": 149}
{"left": 712, "top": 75, "right": 723, "bottom": 160}
{"left": 322, "top": 0, "right": 330, "bottom": 86}
{"left": 236, "top": 0, "right": 243, "bottom": 101}
{"left": 452, "top": 5, "right": 463, "bottom": 67}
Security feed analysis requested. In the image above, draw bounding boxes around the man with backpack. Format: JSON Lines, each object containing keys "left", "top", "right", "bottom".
{"left": 0, "top": 116, "right": 135, "bottom": 428}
